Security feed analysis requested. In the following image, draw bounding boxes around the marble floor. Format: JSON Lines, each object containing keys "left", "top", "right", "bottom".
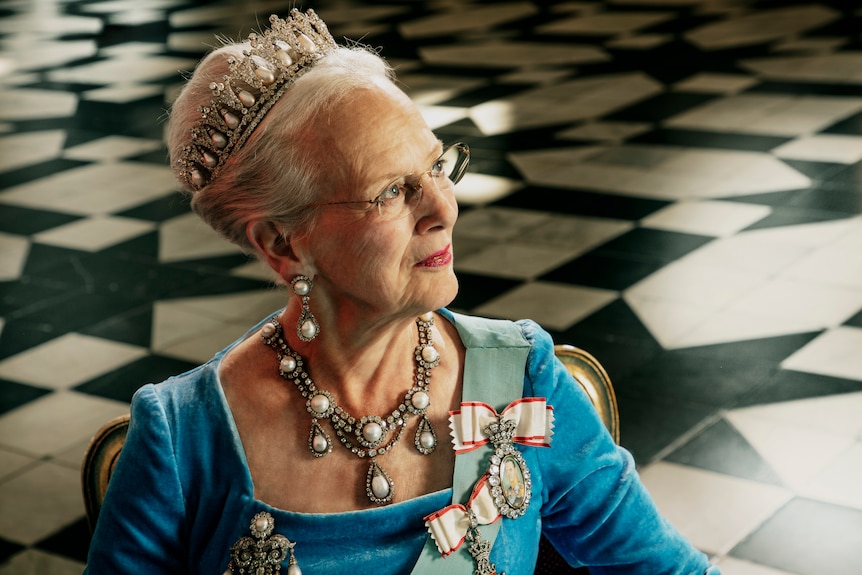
{"left": 1, "top": 0, "right": 861, "bottom": 573}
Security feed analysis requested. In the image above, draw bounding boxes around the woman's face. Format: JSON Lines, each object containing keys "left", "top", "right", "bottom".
{"left": 291, "top": 80, "right": 459, "bottom": 323}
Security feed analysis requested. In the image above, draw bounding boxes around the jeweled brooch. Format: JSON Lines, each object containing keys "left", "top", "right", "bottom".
{"left": 227, "top": 512, "right": 301, "bottom": 575}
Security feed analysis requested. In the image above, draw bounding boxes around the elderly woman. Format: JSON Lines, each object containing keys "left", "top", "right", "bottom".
{"left": 84, "top": 10, "right": 719, "bottom": 575}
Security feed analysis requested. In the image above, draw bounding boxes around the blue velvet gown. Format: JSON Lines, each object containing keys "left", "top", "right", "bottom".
{"left": 84, "top": 309, "right": 718, "bottom": 575}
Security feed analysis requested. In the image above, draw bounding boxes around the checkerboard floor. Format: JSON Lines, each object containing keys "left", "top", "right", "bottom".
{"left": 1, "top": 0, "right": 861, "bottom": 573}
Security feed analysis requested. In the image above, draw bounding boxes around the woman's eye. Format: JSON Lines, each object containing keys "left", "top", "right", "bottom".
{"left": 374, "top": 182, "right": 403, "bottom": 205}
{"left": 431, "top": 159, "right": 446, "bottom": 177}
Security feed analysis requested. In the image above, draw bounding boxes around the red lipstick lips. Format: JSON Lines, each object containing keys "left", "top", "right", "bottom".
{"left": 418, "top": 244, "right": 452, "bottom": 267}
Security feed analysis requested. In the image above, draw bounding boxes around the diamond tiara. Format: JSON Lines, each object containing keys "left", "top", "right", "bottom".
{"left": 176, "top": 9, "right": 337, "bottom": 190}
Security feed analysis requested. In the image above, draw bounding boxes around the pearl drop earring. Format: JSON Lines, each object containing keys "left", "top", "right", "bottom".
{"left": 291, "top": 275, "right": 319, "bottom": 341}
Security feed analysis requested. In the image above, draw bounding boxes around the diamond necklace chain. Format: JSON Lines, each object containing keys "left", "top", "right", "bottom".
{"left": 260, "top": 311, "right": 441, "bottom": 504}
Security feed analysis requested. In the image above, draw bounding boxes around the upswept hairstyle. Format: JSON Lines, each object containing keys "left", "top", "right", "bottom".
{"left": 167, "top": 43, "right": 395, "bottom": 252}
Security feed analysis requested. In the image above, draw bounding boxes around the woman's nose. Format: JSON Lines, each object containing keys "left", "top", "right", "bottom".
{"left": 414, "top": 173, "right": 458, "bottom": 232}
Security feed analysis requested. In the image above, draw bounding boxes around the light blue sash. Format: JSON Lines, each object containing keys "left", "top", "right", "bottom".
{"left": 410, "top": 313, "right": 530, "bottom": 574}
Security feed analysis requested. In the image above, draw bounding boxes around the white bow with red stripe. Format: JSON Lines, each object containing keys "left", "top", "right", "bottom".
{"left": 424, "top": 473, "right": 501, "bottom": 556}
{"left": 449, "top": 397, "right": 554, "bottom": 454}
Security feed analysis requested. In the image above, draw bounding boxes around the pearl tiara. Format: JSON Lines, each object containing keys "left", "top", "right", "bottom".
{"left": 176, "top": 9, "right": 337, "bottom": 190}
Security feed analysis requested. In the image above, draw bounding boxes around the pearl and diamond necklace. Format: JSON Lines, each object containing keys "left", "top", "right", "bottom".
{"left": 260, "top": 311, "right": 441, "bottom": 505}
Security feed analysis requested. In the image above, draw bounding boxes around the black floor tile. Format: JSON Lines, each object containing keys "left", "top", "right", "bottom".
{"left": 34, "top": 516, "right": 91, "bottom": 564}
{"left": 450, "top": 272, "right": 521, "bottom": 311}
{"left": 742, "top": 206, "right": 851, "bottom": 231}
{"left": 821, "top": 161, "right": 862, "bottom": 189}
{"left": 615, "top": 391, "right": 717, "bottom": 465}
{"left": 21, "top": 246, "right": 201, "bottom": 302}
{"left": 747, "top": 80, "right": 862, "bottom": 98}
{"left": 0, "top": 536, "right": 25, "bottom": 564}
{"left": 631, "top": 128, "right": 791, "bottom": 152}
{"left": 616, "top": 346, "right": 776, "bottom": 409}
{"left": 605, "top": 92, "right": 718, "bottom": 123}
{"left": 0, "top": 279, "right": 69, "bottom": 318}
{"left": 788, "top": 186, "right": 862, "bottom": 215}
{"left": 823, "top": 110, "right": 862, "bottom": 135}
{"left": 0, "top": 206, "right": 83, "bottom": 236}
{"left": 78, "top": 305, "right": 154, "bottom": 348}
{"left": 539, "top": 251, "right": 660, "bottom": 291}
{"left": 665, "top": 418, "right": 784, "bottom": 485}
{"left": 779, "top": 158, "right": 846, "bottom": 180}
{"left": 845, "top": 309, "right": 862, "bottom": 328}
{"left": 0, "top": 379, "right": 52, "bottom": 416}
{"left": 494, "top": 187, "right": 670, "bottom": 220}
{"left": 590, "top": 227, "right": 714, "bottom": 265}
{"left": 730, "top": 497, "right": 862, "bottom": 575}
{"left": 0, "top": 158, "right": 90, "bottom": 191}
{"left": 116, "top": 192, "right": 191, "bottom": 222}
{"left": 738, "top": 369, "right": 862, "bottom": 408}
{"left": 75, "top": 354, "right": 198, "bottom": 403}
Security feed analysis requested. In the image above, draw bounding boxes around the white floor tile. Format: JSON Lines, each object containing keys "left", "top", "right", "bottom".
{"left": 772, "top": 36, "right": 846, "bottom": 54}
{"left": 473, "top": 281, "right": 617, "bottom": 330}
{"left": 665, "top": 94, "right": 862, "bottom": 137}
{"left": 152, "top": 290, "right": 286, "bottom": 362}
{"left": 0, "top": 162, "right": 177, "bottom": 216}
{"left": 672, "top": 306, "right": 826, "bottom": 350}
{"left": 0, "top": 549, "right": 86, "bottom": 575}
{"left": 685, "top": 5, "right": 840, "bottom": 51}
{"left": 772, "top": 134, "right": 862, "bottom": 164}
{"left": 46, "top": 54, "right": 197, "bottom": 85}
{"left": 470, "top": 73, "right": 660, "bottom": 136}
{"left": 715, "top": 556, "right": 799, "bottom": 575}
{"left": 0, "top": 88, "right": 77, "bottom": 121}
{"left": 625, "top": 257, "right": 757, "bottom": 310}
{"left": 0, "top": 391, "right": 129, "bottom": 458}
{"left": 779, "top": 221, "right": 862, "bottom": 290}
{"left": 741, "top": 52, "right": 862, "bottom": 84}
{"left": 605, "top": 34, "right": 672, "bottom": 50}
{"left": 33, "top": 215, "right": 156, "bottom": 252}
{"left": 63, "top": 135, "right": 163, "bottom": 162}
{"left": 640, "top": 200, "right": 771, "bottom": 237}
{"left": 0, "top": 131, "right": 66, "bottom": 172}
{"left": 724, "top": 411, "right": 854, "bottom": 491}
{"left": 639, "top": 462, "right": 793, "bottom": 555}
{"left": 623, "top": 295, "right": 715, "bottom": 349}
{"left": 3, "top": 39, "right": 96, "bottom": 72}
{"left": 453, "top": 172, "right": 522, "bottom": 206}
{"left": 673, "top": 72, "right": 759, "bottom": 95}
{"left": 0, "top": 333, "right": 147, "bottom": 390}
{"left": 523, "top": 214, "right": 633, "bottom": 251}
{"left": 399, "top": 4, "right": 538, "bottom": 39}
{"left": 509, "top": 144, "right": 809, "bottom": 200}
{"left": 800, "top": 441, "right": 862, "bottom": 512}
{"left": 158, "top": 212, "right": 242, "bottom": 262}
{"left": 398, "top": 73, "right": 487, "bottom": 106}
{"left": 417, "top": 104, "right": 469, "bottom": 131}
{"left": 728, "top": 391, "right": 862, "bottom": 438}
{"left": 538, "top": 11, "right": 674, "bottom": 35}
{"left": 455, "top": 207, "right": 553, "bottom": 242}
{"left": 455, "top": 242, "right": 578, "bottom": 280}
{"left": 781, "top": 327, "right": 862, "bottom": 383}
{"left": 0, "top": 461, "right": 86, "bottom": 545}
{"left": 730, "top": 278, "right": 862, "bottom": 329}
{"left": 558, "top": 120, "right": 652, "bottom": 142}
{"left": 0, "top": 447, "right": 38, "bottom": 482}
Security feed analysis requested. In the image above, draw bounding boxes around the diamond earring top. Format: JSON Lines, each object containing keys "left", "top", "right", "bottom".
{"left": 175, "top": 9, "right": 337, "bottom": 191}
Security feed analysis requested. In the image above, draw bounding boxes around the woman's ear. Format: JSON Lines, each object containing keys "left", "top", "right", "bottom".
{"left": 246, "top": 220, "right": 296, "bottom": 278}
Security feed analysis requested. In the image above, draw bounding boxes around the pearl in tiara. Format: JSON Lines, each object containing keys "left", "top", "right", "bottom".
{"left": 176, "top": 9, "right": 337, "bottom": 190}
